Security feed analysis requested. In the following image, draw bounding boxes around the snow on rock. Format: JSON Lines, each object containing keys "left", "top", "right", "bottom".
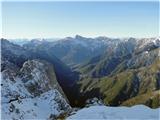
{"left": 55, "top": 35, "right": 117, "bottom": 51}
{"left": 2, "top": 90, "right": 71, "bottom": 120}
{"left": 67, "top": 105, "right": 160, "bottom": 120}
{"left": 1, "top": 69, "right": 32, "bottom": 104}
{"left": 136, "top": 38, "right": 160, "bottom": 49}
{"left": 85, "top": 98, "right": 104, "bottom": 107}
{"left": 1, "top": 60, "right": 71, "bottom": 120}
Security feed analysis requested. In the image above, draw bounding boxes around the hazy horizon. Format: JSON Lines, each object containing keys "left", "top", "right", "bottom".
{"left": 2, "top": 1, "right": 159, "bottom": 39}
{"left": 2, "top": 35, "right": 159, "bottom": 40}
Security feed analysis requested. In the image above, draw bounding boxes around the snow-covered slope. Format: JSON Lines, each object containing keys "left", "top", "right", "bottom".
{"left": 2, "top": 90, "right": 70, "bottom": 120}
{"left": 2, "top": 89, "right": 70, "bottom": 120}
{"left": 1, "top": 60, "right": 71, "bottom": 120}
{"left": 67, "top": 105, "right": 160, "bottom": 120}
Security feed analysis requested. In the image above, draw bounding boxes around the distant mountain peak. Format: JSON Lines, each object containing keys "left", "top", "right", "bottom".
{"left": 75, "top": 35, "right": 86, "bottom": 39}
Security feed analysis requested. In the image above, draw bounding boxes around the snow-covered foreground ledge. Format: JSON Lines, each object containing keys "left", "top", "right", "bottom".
{"left": 67, "top": 105, "right": 160, "bottom": 120}
{"left": 2, "top": 90, "right": 71, "bottom": 120}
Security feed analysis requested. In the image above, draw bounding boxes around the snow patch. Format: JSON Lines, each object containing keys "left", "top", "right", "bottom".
{"left": 67, "top": 105, "right": 160, "bottom": 120}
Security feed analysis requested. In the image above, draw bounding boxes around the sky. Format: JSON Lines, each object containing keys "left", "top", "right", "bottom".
{"left": 2, "top": 1, "right": 159, "bottom": 39}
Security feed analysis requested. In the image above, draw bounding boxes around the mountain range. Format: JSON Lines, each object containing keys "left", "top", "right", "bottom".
{"left": 1, "top": 36, "right": 160, "bottom": 119}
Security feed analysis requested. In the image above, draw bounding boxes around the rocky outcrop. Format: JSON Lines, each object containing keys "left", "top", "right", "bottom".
{"left": 1, "top": 60, "right": 71, "bottom": 120}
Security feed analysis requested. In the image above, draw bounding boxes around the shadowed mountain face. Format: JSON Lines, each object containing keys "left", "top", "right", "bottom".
{"left": 77, "top": 58, "right": 160, "bottom": 107}
{"left": 78, "top": 37, "right": 160, "bottom": 78}
{"left": 23, "top": 35, "right": 120, "bottom": 66}
{"left": 72, "top": 37, "right": 160, "bottom": 108}
{"left": 1, "top": 38, "right": 79, "bottom": 107}
{"left": 1, "top": 59, "right": 71, "bottom": 119}
{"left": 1, "top": 38, "right": 79, "bottom": 85}
{"left": 2, "top": 36, "right": 160, "bottom": 109}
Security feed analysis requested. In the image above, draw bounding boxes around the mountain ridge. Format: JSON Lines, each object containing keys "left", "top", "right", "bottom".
{"left": 1, "top": 36, "right": 160, "bottom": 119}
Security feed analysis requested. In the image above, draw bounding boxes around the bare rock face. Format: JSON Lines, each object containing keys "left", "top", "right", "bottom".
{"left": 1, "top": 60, "right": 71, "bottom": 120}
{"left": 19, "top": 60, "right": 64, "bottom": 97}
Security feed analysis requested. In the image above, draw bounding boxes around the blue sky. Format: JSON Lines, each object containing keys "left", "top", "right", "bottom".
{"left": 2, "top": 1, "right": 159, "bottom": 38}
